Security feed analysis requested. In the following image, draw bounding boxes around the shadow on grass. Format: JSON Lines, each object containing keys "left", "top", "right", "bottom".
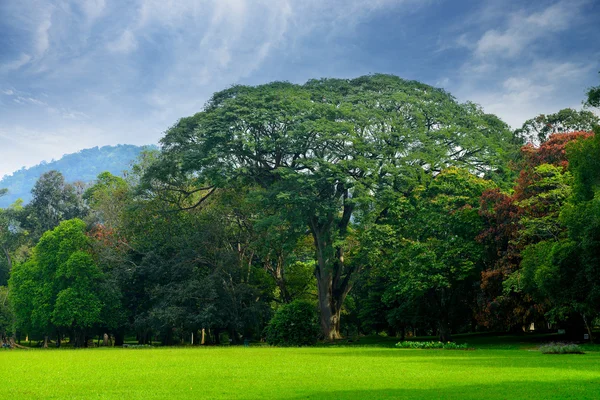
{"left": 285, "top": 379, "right": 600, "bottom": 399}
{"left": 300, "top": 348, "right": 599, "bottom": 372}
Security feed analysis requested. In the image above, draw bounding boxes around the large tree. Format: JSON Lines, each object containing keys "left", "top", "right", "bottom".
{"left": 144, "top": 75, "right": 516, "bottom": 339}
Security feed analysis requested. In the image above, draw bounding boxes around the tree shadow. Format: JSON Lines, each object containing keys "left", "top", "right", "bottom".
{"left": 284, "top": 379, "right": 600, "bottom": 399}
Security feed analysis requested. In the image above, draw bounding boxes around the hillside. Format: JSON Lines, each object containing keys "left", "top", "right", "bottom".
{"left": 0, "top": 144, "right": 155, "bottom": 208}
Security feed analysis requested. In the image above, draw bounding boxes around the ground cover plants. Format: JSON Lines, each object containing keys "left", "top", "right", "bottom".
{"left": 539, "top": 342, "right": 584, "bottom": 354}
{"left": 395, "top": 341, "right": 470, "bottom": 349}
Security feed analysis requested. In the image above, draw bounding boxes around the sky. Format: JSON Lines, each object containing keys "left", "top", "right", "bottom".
{"left": 1, "top": 0, "right": 599, "bottom": 178}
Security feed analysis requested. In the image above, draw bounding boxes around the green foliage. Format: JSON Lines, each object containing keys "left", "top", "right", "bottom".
{"left": 515, "top": 108, "right": 598, "bottom": 145}
{"left": 395, "top": 341, "right": 469, "bottom": 350}
{"left": 357, "top": 167, "right": 495, "bottom": 340}
{"left": 8, "top": 219, "right": 113, "bottom": 341}
{"left": 539, "top": 342, "right": 584, "bottom": 354}
{"left": 265, "top": 300, "right": 320, "bottom": 346}
{"left": 0, "top": 199, "right": 28, "bottom": 285}
{"left": 22, "top": 171, "right": 88, "bottom": 240}
{"left": 0, "top": 286, "right": 13, "bottom": 338}
{"left": 147, "top": 74, "right": 516, "bottom": 338}
{"left": 84, "top": 172, "right": 130, "bottom": 228}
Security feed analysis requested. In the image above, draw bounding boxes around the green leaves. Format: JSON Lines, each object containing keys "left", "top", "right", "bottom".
{"left": 9, "top": 219, "right": 108, "bottom": 335}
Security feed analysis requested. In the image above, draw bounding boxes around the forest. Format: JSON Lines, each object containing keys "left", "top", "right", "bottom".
{"left": 1, "top": 74, "right": 599, "bottom": 348}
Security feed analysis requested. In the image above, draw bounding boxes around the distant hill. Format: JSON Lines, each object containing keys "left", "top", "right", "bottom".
{"left": 0, "top": 144, "right": 156, "bottom": 208}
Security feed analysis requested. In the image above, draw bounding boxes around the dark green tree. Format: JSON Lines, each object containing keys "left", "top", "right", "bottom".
{"left": 358, "top": 168, "right": 494, "bottom": 341}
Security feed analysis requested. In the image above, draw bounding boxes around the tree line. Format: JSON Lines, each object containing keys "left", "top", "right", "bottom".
{"left": 1, "top": 74, "right": 599, "bottom": 347}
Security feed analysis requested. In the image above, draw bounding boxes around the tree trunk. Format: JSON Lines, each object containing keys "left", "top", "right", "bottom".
{"left": 114, "top": 331, "right": 124, "bottom": 346}
{"left": 316, "top": 274, "right": 342, "bottom": 340}
{"left": 2, "top": 246, "right": 12, "bottom": 272}
{"left": 43, "top": 336, "right": 48, "bottom": 348}
{"left": 438, "top": 320, "right": 452, "bottom": 343}
{"left": 309, "top": 209, "right": 355, "bottom": 339}
{"left": 583, "top": 314, "right": 594, "bottom": 344}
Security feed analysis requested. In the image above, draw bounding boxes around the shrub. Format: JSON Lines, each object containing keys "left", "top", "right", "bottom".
{"left": 265, "top": 300, "right": 320, "bottom": 346}
{"left": 539, "top": 342, "right": 584, "bottom": 354}
{"left": 395, "top": 341, "right": 469, "bottom": 350}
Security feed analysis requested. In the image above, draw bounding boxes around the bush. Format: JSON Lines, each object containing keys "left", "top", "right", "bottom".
{"left": 395, "top": 341, "right": 469, "bottom": 350}
{"left": 265, "top": 300, "right": 320, "bottom": 346}
{"left": 539, "top": 342, "right": 584, "bottom": 354}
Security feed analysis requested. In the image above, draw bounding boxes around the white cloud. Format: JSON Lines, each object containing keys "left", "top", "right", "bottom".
{"left": 35, "top": 16, "right": 52, "bottom": 57}
{"left": 473, "top": 1, "right": 581, "bottom": 60}
{"left": 1, "top": 0, "right": 424, "bottom": 177}
{"left": 456, "top": 61, "right": 596, "bottom": 129}
{"left": 107, "top": 30, "right": 137, "bottom": 53}
{"left": 79, "top": 0, "right": 106, "bottom": 21}
{"left": 0, "top": 54, "right": 32, "bottom": 72}
{"left": 447, "top": 0, "right": 597, "bottom": 129}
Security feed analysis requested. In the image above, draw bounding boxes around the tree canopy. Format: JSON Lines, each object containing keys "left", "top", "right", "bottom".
{"left": 145, "top": 74, "right": 517, "bottom": 338}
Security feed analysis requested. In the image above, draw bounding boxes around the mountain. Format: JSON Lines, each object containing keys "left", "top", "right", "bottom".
{"left": 0, "top": 144, "right": 156, "bottom": 208}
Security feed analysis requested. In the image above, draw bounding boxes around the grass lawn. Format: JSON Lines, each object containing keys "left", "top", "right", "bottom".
{"left": 2, "top": 340, "right": 600, "bottom": 399}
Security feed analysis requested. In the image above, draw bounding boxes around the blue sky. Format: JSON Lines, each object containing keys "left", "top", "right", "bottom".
{"left": 1, "top": 0, "right": 599, "bottom": 177}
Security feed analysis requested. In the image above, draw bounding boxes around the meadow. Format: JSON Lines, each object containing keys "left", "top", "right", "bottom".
{"left": 1, "top": 336, "right": 599, "bottom": 399}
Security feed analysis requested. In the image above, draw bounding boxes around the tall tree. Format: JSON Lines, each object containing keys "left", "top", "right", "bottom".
{"left": 144, "top": 75, "right": 516, "bottom": 339}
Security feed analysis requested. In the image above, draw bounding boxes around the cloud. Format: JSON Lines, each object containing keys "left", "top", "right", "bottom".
{"left": 0, "top": 0, "right": 597, "bottom": 179}
{"left": 447, "top": 0, "right": 597, "bottom": 129}
{"left": 107, "top": 30, "right": 137, "bottom": 53}
{"left": 457, "top": 61, "right": 596, "bottom": 128}
{"left": 0, "top": 54, "right": 32, "bottom": 72}
{"left": 35, "top": 17, "right": 52, "bottom": 57}
{"left": 473, "top": 1, "right": 579, "bottom": 59}
{"left": 79, "top": 0, "right": 106, "bottom": 21}
{"left": 1, "top": 0, "right": 424, "bottom": 177}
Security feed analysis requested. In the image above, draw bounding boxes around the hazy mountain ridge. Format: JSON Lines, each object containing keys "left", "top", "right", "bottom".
{"left": 0, "top": 144, "right": 155, "bottom": 208}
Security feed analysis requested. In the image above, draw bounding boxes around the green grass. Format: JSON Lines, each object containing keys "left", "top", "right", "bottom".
{"left": 2, "top": 343, "right": 600, "bottom": 399}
